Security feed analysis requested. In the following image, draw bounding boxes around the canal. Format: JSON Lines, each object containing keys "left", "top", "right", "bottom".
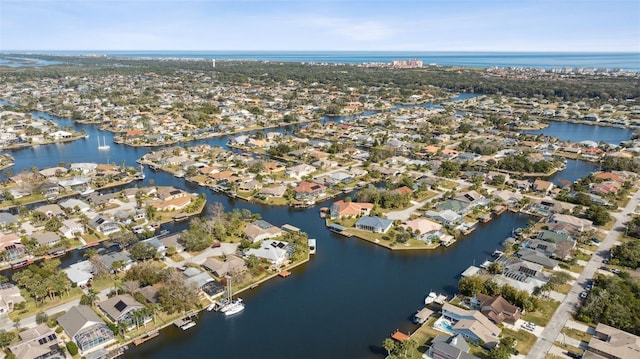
{"left": 522, "top": 120, "right": 634, "bottom": 144}
{"left": 0, "top": 98, "right": 631, "bottom": 358}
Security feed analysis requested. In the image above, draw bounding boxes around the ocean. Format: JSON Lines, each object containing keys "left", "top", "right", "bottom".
{"left": 2, "top": 51, "right": 639, "bottom": 70}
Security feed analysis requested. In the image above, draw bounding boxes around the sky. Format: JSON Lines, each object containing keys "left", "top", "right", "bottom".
{"left": 1, "top": 0, "right": 639, "bottom": 52}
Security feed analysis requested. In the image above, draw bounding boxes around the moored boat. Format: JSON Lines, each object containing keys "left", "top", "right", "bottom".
{"left": 424, "top": 291, "right": 437, "bottom": 305}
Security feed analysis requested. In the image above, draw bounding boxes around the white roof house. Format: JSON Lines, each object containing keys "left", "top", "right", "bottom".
{"left": 245, "top": 240, "right": 291, "bottom": 267}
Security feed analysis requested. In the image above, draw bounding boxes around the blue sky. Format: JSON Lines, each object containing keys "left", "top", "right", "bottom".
{"left": 1, "top": 0, "right": 639, "bottom": 51}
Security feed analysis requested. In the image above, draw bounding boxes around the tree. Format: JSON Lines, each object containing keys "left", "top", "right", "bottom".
{"left": 66, "top": 341, "right": 79, "bottom": 356}
{"left": 489, "top": 337, "right": 516, "bottom": 359}
{"left": 111, "top": 231, "right": 137, "bottom": 248}
{"left": 458, "top": 276, "right": 485, "bottom": 296}
{"left": 35, "top": 312, "right": 49, "bottom": 324}
{"left": 129, "top": 242, "right": 157, "bottom": 261}
{"left": 0, "top": 330, "right": 16, "bottom": 349}
{"left": 585, "top": 205, "right": 611, "bottom": 226}
{"left": 383, "top": 338, "right": 396, "bottom": 357}
{"left": 487, "top": 262, "right": 503, "bottom": 274}
{"left": 554, "top": 240, "right": 574, "bottom": 259}
{"left": 157, "top": 270, "right": 199, "bottom": 314}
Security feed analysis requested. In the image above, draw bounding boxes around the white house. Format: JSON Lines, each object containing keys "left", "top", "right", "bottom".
{"left": 59, "top": 219, "right": 85, "bottom": 239}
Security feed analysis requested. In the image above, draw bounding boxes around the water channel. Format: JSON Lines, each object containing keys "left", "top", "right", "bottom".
{"left": 0, "top": 97, "right": 632, "bottom": 358}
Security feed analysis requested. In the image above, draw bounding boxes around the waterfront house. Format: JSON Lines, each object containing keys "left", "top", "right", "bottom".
{"left": 532, "top": 179, "right": 554, "bottom": 194}
{"left": 0, "top": 285, "right": 26, "bottom": 315}
{"left": 355, "top": 216, "right": 393, "bottom": 234}
{"left": 0, "top": 234, "right": 27, "bottom": 261}
{"left": 586, "top": 323, "right": 640, "bottom": 359}
{"left": 244, "top": 220, "right": 284, "bottom": 243}
{"left": 99, "top": 251, "right": 133, "bottom": 273}
{"left": 0, "top": 212, "right": 19, "bottom": 228}
{"left": 202, "top": 255, "right": 247, "bottom": 278}
{"left": 441, "top": 303, "right": 501, "bottom": 347}
{"left": 59, "top": 219, "right": 85, "bottom": 239}
{"left": 238, "top": 179, "right": 262, "bottom": 192}
{"left": 98, "top": 294, "right": 149, "bottom": 330}
{"left": 491, "top": 190, "right": 523, "bottom": 207}
{"left": 31, "top": 232, "right": 61, "bottom": 247}
{"left": 425, "top": 210, "right": 463, "bottom": 226}
{"left": 401, "top": 218, "right": 446, "bottom": 243}
{"left": 330, "top": 200, "right": 373, "bottom": 218}
{"left": 244, "top": 240, "right": 292, "bottom": 267}
{"left": 151, "top": 195, "right": 191, "bottom": 211}
{"left": 436, "top": 199, "right": 470, "bottom": 215}
{"left": 35, "top": 204, "right": 65, "bottom": 218}
{"left": 258, "top": 185, "right": 287, "bottom": 198}
{"left": 8, "top": 323, "right": 62, "bottom": 359}
{"left": 470, "top": 294, "right": 521, "bottom": 325}
{"left": 294, "top": 181, "right": 326, "bottom": 201}
{"left": 549, "top": 213, "right": 593, "bottom": 232}
{"left": 88, "top": 216, "right": 121, "bottom": 235}
{"left": 454, "top": 190, "right": 489, "bottom": 208}
{"left": 58, "top": 305, "right": 115, "bottom": 354}
{"left": 427, "top": 334, "right": 478, "bottom": 359}
{"left": 515, "top": 249, "right": 559, "bottom": 269}
{"left": 64, "top": 261, "right": 94, "bottom": 287}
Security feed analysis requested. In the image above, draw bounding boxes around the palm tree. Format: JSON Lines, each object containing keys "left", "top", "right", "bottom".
{"left": 383, "top": 338, "right": 396, "bottom": 356}
{"left": 85, "top": 288, "right": 98, "bottom": 306}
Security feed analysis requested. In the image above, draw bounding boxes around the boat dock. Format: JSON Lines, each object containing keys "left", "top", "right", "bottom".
{"left": 133, "top": 330, "right": 159, "bottom": 346}
{"left": 327, "top": 223, "right": 352, "bottom": 237}
{"left": 174, "top": 314, "right": 197, "bottom": 330}
{"left": 279, "top": 270, "right": 291, "bottom": 278}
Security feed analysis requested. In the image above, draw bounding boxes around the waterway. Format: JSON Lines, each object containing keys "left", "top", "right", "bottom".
{"left": 522, "top": 120, "right": 634, "bottom": 144}
{"left": 0, "top": 97, "right": 628, "bottom": 358}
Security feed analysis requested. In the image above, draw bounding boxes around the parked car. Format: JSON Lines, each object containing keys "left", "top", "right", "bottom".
{"left": 580, "top": 291, "right": 588, "bottom": 299}
{"left": 584, "top": 284, "right": 592, "bottom": 291}
{"left": 566, "top": 351, "right": 582, "bottom": 359}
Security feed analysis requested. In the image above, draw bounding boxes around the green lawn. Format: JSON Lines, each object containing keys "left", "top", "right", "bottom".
{"left": 10, "top": 287, "right": 84, "bottom": 321}
{"left": 502, "top": 328, "right": 537, "bottom": 355}
{"left": 562, "top": 327, "right": 593, "bottom": 343}
{"left": 522, "top": 299, "right": 560, "bottom": 326}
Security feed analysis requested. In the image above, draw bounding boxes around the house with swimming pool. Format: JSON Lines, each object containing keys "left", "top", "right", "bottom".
{"left": 439, "top": 303, "right": 501, "bottom": 348}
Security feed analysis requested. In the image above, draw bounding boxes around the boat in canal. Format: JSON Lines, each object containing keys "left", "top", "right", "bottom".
{"left": 424, "top": 291, "right": 437, "bottom": 305}
{"left": 220, "top": 276, "right": 244, "bottom": 316}
{"left": 97, "top": 136, "right": 110, "bottom": 150}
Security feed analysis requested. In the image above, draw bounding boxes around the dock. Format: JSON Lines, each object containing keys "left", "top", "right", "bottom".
{"left": 174, "top": 315, "right": 197, "bottom": 330}
{"left": 133, "top": 330, "right": 159, "bottom": 346}
{"left": 279, "top": 270, "right": 291, "bottom": 278}
{"left": 327, "top": 223, "right": 352, "bottom": 237}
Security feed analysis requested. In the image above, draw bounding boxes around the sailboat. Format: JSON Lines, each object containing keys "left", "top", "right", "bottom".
{"left": 221, "top": 276, "right": 244, "bottom": 316}
{"left": 98, "top": 136, "right": 110, "bottom": 150}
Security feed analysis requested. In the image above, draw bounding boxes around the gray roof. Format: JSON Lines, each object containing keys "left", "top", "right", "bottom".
{"left": 99, "top": 251, "right": 132, "bottom": 269}
{"left": 517, "top": 249, "right": 559, "bottom": 268}
{"left": 58, "top": 305, "right": 106, "bottom": 338}
{"left": 355, "top": 216, "right": 393, "bottom": 229}
{"left": 98, "top": 294, "right": 144, "bottom": 322}
{"left": 0, "top": 212, "right": 18, "bottom": 225}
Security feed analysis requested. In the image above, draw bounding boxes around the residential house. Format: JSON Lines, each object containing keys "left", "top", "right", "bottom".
{"left": 244, "top": 240, "right": 292, "bottom": 267}
{"left": 401, "top": 218, "right": 447, "bottom": 243}
{"left": 31, "top": 232, "right": 61, "bottom": 247}
{"left": 64, "top": 261, "right": 94, "bottom": 287}
{"left": 549, "top": 214, "right": 593, "bottom": 232}
{"left": 34, "top": 204, "right": 65, "bottom": 218}
{"left": 202, "top": 255, "right": 247, "bottom": 278}
{"left": 0, "top": 212, "right": 19, "bottom": 228}
{"left": 330, "top": 200, "right": 373, "bottom": 218}
{"left": 57, "top": 305, "right": 115, "bottom": 354}
{"left": 355, "top": 216, "right": 393, "bottom": 233}
{"left": 436, "top": 200, "right": 469, "bottom": 215}
{"left": 491, "top": 190, "right": 523, "bottom": 207}
{"left": 98, "top": 294, "right": 149, "bottom": 329}
{"left": 59, "top": 198, "right": 91, "bottom": 213}
{"left": 532, "top": 179, "right": 554, "bottom": 194}
{"left": 59, "top": 219, "right": 85, "bottom": 239}
{"left": 441, "top": 303, "right": 501, "bottom": 347}
{"left": 88, "top": 216, "right": 121, "bottom": 235}
{"left": 0, "top": 234, "right": 27, "bottom": 261}
{"left": 8, "top": 323, "right": 62, "bottom": 359}
{"left": 590, "top": 182, "right": 620, "bottom": 196}
{"left": 182, "top": 267, "right": 216, "bottom": 292}
{"left": 244, "top": 220, "right": 284, "bottom": 242}
{"left": 258, "top": 185, "right": 287, "bottom": 198}
{"left": 294, "top": 181, "right": 326, "bottom": 201}
{"left": 454, "top": 190, "right": 489, "bottom": 209}
{"left": 470, "top": 294, "right": 521, "bottom": 325}
{"left": 587, "top": 323, "right": 640, "bottom": 359}
{"left": 286, "top": 164, "right": 316, "bottom": 179}
{"left": 99, "top": 251, "right": 133, "bottom": 273}
{"left": 238, "top": 179, "right": 262, "bottom": 192}
{"left": 0, "top": 284, "right": 26, "bottom": 315}
{"left": 151, "top": 195, "right": 191, "bottom": 211}
{"left": 428, "top": 334, "right": 479, "bottom": 359}
{"left": 425, "top": 210, "right": 463, "bottom": 226}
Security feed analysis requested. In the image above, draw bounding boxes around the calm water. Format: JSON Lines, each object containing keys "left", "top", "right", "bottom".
{"left": 5, "top": 51, "right": 640, "bottom": 70}
{"left": 0, "top": 96, "right": 621, "bottom": 358}
{"left": 522, "top": 120, "right": 634, "bottom": 144}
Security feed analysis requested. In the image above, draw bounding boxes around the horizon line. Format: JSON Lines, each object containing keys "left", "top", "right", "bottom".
{"left": 2, "top": 50, "right": 639, "bottom": 54}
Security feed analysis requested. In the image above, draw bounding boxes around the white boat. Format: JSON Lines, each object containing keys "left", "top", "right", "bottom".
{"left": 308, "top": 238, "right": 316, "bottom": 254}
{"left": 223, "top": 298, "right": 245, "bottom": 316}
{"left": 206, "top": 302, "right": 216, "bottom": 312}
{"left": 80, "top": 187, "right": 95, "bottom": 196}
{"left": 221, "top": 276, "right": 244, "bottom": 316}
{"left": 424, "top": 291, "right": 438, "bottom": 305}
{"left": 98, "top": 136, "right": 110, "bottom": 150}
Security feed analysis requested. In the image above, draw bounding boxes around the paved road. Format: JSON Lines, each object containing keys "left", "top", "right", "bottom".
{"left": 527, "top": 188, "right": 640, "bottom": 359}
{"left": 386, "top": 180, "right": 469, "bottom": 221}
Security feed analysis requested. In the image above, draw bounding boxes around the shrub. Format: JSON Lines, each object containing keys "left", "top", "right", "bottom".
{"left": 66, "top": 341, "right": 78, "bottom": 355}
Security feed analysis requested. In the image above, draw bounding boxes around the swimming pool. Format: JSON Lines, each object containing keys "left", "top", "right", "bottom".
{"left": 433, "top": 317, "right": 454, "bottom": 334}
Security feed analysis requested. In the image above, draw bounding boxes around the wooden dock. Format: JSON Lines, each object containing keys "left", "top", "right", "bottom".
{"left": 279, "top": 270, "right": 291, "bottom": 278}
{"left": 133, "top": 330, "right": 159, "bottom": 346}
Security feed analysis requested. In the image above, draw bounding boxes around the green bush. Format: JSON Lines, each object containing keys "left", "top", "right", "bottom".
{"left": 66, "top": 341, "right": 79, "bottom": 355}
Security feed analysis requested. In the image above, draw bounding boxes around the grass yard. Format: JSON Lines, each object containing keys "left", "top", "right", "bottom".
{"left": 522, "top": 299, "right": 560, "bottom": 326}
{"left": 562, "top": 327, "right": 593, "bottom": 343}
{"left": 502, "top": 328, "right": 537, "bottom": 355}
{"left": 10, "top": 287, "right": 84, "bottom": 321}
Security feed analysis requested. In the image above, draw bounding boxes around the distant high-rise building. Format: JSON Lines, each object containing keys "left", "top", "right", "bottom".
{"left": 391, "top": 59, "right": 423, "bottom": 68}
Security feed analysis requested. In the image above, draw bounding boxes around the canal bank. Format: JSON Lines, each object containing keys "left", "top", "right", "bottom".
{"left": 0, "top": 96, "right": 632, "bottom": 358}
